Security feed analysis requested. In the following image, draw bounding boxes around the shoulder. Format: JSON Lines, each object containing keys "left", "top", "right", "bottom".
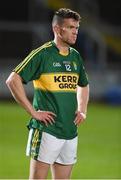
{"left": 29, "top": 41, "right": 52, "bottom": 59}
{"left": 31, "top": 41, "right": 53, "bottom": 57}
{"left": 70, "top": 47, "right": 84, "bottom": 63}
{"left": 70, "top": 47, "right": 82, "bottom": 60}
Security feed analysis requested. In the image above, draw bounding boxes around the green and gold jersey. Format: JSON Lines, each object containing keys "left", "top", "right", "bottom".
{"left": 14, "top": 41, "right": 88, "bottom": 139}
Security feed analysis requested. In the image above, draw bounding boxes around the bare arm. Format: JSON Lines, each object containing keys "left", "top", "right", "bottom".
{"left": 77, "top": 85, "right": 89, "bottom": 114}
{"left": 74, "top": 85, "right": 89, "bottom": 126}
{"left": 6, "top": 72, "right": 56, "bottom": 126}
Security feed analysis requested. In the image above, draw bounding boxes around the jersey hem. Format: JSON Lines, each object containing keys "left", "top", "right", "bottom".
{"left": 43, "top": 129, "right": 78, "bottom": 140}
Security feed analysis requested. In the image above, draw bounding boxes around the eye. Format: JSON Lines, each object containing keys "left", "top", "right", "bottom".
{"left": 65, "top": 26, "right": 72, "bottom": 30}
{"left": 76, "top": 26, "right": 79, "bottom": 30}
{"left": 68, "top": 26, "right": 79, "bottom": 30}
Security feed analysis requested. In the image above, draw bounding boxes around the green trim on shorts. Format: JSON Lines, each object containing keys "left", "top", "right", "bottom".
{"left": 29, "top": 128, "right": 42, "bottom": 160}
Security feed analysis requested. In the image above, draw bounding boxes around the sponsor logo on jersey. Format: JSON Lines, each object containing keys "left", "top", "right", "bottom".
{"left": 33, "top": 73, "right": 79, "bottom": 92}
{"left": 54, "top": 75, "right": 77, "bottom": 89}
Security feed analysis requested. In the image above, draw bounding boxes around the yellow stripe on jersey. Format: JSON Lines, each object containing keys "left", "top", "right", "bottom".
{"left": 15, "top": 42, "right": 52, "bottom": 73}
{"left": 33, "top": 73, "right": 79, "bottom": 92}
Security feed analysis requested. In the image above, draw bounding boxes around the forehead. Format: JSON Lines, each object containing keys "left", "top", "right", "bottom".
{"left": 62, "top": 18, "right": 80, "bottom": 27}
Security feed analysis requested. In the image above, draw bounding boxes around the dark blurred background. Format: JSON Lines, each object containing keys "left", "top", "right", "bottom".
{"left": 1, "top": 0, "right": 121, "bottom": 104}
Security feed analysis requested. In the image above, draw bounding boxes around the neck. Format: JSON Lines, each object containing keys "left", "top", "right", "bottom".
{"left": 54, "top": 37, "right": 69, "bottom": 55}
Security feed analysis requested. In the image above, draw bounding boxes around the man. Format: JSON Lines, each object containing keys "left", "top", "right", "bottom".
{"left": 6, "top": 8, "right": 89, "bottom": 179}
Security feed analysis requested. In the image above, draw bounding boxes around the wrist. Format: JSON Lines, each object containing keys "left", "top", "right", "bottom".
{"left": 28, "top": 107, "right": 36, "bottom": 117}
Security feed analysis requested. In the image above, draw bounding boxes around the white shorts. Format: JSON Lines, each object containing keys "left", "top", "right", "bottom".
{"left": 26, "top": 129, "right": 78, "bottom": 165}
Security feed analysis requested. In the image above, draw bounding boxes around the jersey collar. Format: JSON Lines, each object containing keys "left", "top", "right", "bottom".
{"left": 51, "top": 40, "right": 71, "bottom": 56}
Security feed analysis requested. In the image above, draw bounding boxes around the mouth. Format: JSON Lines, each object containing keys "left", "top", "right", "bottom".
{"left": 72, "top": 34, "right": 77, "bottom": 38}
{"left": 72, "top": 36, "right": 77, "bottom": 41}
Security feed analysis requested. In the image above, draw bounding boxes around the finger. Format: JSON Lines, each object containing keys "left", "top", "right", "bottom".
{"left": 45, "top": 121, "right": 48, "bottom": 126}
{"left": 41, "top": 119, "right": 48, "bottom": 126}
{"left": 74, "top": 119, "right": 79, "bottom": 125}
{"left": 47, "top": 115, "right": 55, "bottom": 123}
{"left": 76, "top": 119, "right": 82, "bottom": 126}
{"left": 74, "top": 116, "right": 78, "bottom": 125}
{"left": 74, "top": 116, "right": 84, "bottom": 125}
{"left": 47, "top": 111, "right": 57, "bottom": 117}
{"left": 37, "top": 110, "right": 57, "bottom": 117}
{"left": 45, "top": 116, "right": 54, "bottom": 125}
{"left": 74, "top": 113, "right": 80, "bottom": 122}
{"left": 44, "top": 114, "right": 55, "bottom": 123}
{"left": 78, "top": 118, "right": 85, "bottom": 125}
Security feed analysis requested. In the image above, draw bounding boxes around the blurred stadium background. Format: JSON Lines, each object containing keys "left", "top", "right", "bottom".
{"left": 0, "top": 0, "right": 121, "bottom": 179}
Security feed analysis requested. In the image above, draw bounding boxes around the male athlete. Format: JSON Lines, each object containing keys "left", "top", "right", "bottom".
{"left": 6, "top": 8, "right": 89, "bottom": 179}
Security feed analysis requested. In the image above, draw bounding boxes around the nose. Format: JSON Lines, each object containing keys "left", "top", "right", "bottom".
{"left": 72, "top": 30, "right": 78, "bottom": 36}
{"left": 72, "top": 28, "right": 78, "bottom": 35}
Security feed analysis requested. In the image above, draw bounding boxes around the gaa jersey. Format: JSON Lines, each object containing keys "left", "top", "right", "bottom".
{"left": 14, "top": 41, "right": 88, "bottom": 139}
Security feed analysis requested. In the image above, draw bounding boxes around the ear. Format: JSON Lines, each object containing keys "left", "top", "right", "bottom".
{"left": 53, "top": 25, "right": 60, "bottom": 35}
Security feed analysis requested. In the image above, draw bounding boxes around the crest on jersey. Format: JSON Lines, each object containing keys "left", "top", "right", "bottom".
{"left": 73, "top": 61, "right": 77, "bottom": 70}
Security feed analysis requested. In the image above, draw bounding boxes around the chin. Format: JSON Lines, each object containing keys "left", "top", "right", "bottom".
{"left": 65, "top": 40, "right": 76, "bottom": 46}
{"left": 70, "top": 39, "right": 77, "bottom": 45}
{"left": 69, "top": 41, "right": 76, "bottom": 45}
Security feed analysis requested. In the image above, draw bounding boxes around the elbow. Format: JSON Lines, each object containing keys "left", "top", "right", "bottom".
{"left": 6, "top": 75, "right": 14, "bottom": 88}
{"left": 6, "top": 72, "right": 19, "bottom": 88}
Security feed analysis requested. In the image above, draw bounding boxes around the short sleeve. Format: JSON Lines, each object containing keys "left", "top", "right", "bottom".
{"left": 13, "top": 49, "right": 44, "bottom": 84}
{"left": 78, "top": 55, "right": 89, "bottom": 87}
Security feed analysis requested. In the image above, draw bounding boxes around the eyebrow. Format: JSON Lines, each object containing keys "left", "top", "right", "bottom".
{"left": 67, "top": 25, "right": 80, "bottom": 29}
